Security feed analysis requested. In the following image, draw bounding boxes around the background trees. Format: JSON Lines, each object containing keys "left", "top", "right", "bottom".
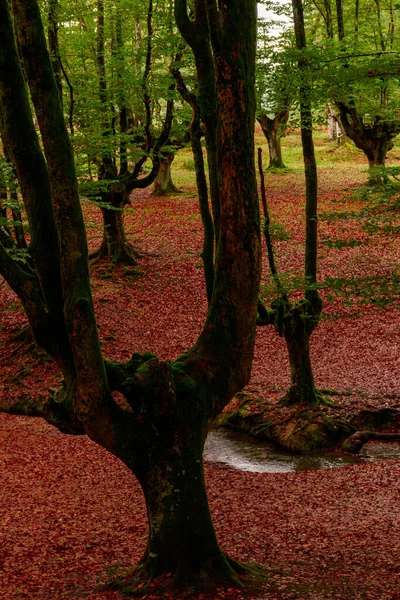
{"left": 309, "top": 0, "right": 400, "bottom": 172}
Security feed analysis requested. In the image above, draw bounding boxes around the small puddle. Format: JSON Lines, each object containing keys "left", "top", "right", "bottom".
{"left": 203, "top": 429, "right": 399, "bottom": 473}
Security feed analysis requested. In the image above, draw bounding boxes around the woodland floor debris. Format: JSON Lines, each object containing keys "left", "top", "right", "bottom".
{"left": 1, "top": 154, "right": 400, "bottom": 599}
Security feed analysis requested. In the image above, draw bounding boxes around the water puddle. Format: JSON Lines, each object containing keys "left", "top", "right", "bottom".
{"left": 204, "top": 429, "right": 399, "bottom": 473}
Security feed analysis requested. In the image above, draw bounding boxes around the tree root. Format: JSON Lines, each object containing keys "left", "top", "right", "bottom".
{"left": 97, "top": 555, "right": 266, "bottom": 598}
{"left": 342, "top": 430, "right": 400, "bottom": 454}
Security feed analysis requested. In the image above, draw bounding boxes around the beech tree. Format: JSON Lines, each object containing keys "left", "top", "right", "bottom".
{"left": 309, "top": 0, "right": 400, "bottom": 173}
{"left": 257, "top": 0, "right": 323, "bottom": 408}
{"left": 256, "top": 12, "right": 293, "bottom": 169}
{"left": 0, "top": 0, "right": 262, "bottom": 594}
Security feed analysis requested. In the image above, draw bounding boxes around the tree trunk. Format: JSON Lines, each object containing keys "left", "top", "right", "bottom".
{"left": 337, "top": 104, "right": 400, "bottom": 180}
{"left": 258, "top": 111, "right": 289, "bottom": 169}
{"left": 134, "top": 428, "right": 242, "bottom": 589}
{"left": 91, "top": 185, "right": 137, "bottom": 265}
{"left": 267, "top": 126, "right": 285, "bottom": 169}
{"left": 326, "top": 103, "right": 346, "bottom": 144}
{"left": 284, "top": 322, "right": 319, "bottom": 405}
{"left": 152, "top": 152, "right": 180, "bottom": 196}
{"left": 1, "top": 0, "right": 262, "bottom": 596}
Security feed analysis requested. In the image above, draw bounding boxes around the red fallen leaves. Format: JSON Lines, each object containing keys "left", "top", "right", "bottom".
{"left": 0, "top": 161, "right": 400, "bottom": 598}
{"left": 0, "top": 413, "right": 399, "bottom": 599}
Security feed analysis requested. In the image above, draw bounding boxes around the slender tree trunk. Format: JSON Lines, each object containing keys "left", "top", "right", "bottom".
{"left": 96, "top": 0, "right": 117, "bottom": 180}
{"left": 115, "top": 1, "right": 129, "bottom": 177}
{"left": 152, "top": 152, "right": 180, "bottom": 196}
{"left": 280, "top": 0, "right": 322, "bottom": 405}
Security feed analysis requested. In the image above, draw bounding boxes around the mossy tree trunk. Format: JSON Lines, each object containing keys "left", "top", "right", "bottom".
{"left": 257, "top": 0, "right": 322, "bottom": 407}
{"left": 282, "top": 300, "right": 320, "bottom": 405}
{"left": 257, "top": 110, "right": 289, "bottom": 169}
{"left": 0, "top": 0, "right": 261, "bottom": 595}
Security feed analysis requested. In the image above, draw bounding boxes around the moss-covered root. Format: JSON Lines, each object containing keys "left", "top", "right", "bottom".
{"left": 100, "top": 556, "right": 266, "bottom": 597}
{"left": 280, "top": 388, "right": 336, "bottom": 408}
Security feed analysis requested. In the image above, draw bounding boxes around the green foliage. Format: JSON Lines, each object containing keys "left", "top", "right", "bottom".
{"left": 321, "top": 237, "right": 364, "bottom": 249}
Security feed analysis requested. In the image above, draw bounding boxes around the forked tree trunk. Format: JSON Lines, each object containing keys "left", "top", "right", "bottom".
{"left": 92, "top": 185, "right": 137, "bottom": 265}
{"left": 152, "top": 152, "right": 180, "bottom": 196}
{"left": 337, "top": 104, "right": 400, "bottom": 180}
{"left": 258, "top": 110, "right": 289, "bottom": 169}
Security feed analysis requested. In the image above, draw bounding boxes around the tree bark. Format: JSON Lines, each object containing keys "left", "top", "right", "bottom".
{"left": 91, "top": 185, "right": 137, "bottom": 265}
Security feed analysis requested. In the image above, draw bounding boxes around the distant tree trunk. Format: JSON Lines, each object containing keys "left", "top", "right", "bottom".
{"left": 152, "top": 151, "right": 180, "bottom": 196}
{"left": 279, "top": 0, "right": 322, "bottom": 405}
{"left": 114, "top": 1, "right": 129, "bottom": 177}
{"left": 93, "top": 185, "right": 137, "bottom": 265}
{"left": 96, "top": 0, "right": 117, "bottom": 180}
{"left": 326, "top": 103, "right": 346, "bottom": 144}
{"left": 337, "top": 104, "right": 400, "bottom": 179}
{"left": 257, "top": 109, "right": 289, "bottom": 169}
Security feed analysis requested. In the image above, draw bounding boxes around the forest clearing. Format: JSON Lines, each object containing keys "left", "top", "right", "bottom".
{"left": 1, "top": 130, "right": 399, "bottom": 599}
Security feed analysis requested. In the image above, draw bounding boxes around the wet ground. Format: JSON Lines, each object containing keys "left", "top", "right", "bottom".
{"left": 204, "top": 429, "right": 400, "bottom": 473}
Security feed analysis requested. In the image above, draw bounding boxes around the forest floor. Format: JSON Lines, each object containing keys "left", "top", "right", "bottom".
{"left": 0, "top": 132, "right": 400, "bottom": 598}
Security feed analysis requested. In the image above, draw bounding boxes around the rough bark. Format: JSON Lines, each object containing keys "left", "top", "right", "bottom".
{"left": 257, "top": 110, "right": 289, "bottom": 169}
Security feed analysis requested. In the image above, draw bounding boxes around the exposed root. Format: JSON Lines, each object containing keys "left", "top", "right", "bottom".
{"left": 90, "top": 242, "right": 138, "bottom": 266}
{"left": 342, "top": 430, "right": 400, "bottom": 454}
{"left": 97, "top": 556, "right": 266, "bottom": 598}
